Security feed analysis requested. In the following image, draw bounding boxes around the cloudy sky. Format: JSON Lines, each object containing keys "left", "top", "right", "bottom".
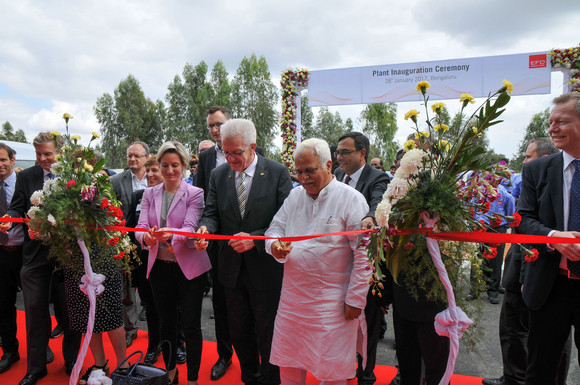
{"left": 0, "top": 0, "right": 577, "bottom": 159}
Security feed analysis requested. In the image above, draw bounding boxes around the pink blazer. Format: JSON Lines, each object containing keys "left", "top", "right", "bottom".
{"left": 136, "top": 180, "right": 211, "bottom": 280}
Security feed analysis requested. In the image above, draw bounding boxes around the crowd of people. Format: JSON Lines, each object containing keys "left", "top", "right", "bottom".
{"left": 0, "top": 93, "right": 578, "bottom": 385}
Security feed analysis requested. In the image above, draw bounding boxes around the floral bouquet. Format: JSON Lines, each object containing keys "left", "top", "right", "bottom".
{"left": 362, "top": 81, "right": 531, "bottom": 384}
{"left": 26, "top": 115, "right": 135, "bottom": 273}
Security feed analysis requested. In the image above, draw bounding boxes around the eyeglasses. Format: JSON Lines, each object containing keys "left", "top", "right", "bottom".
{"left": 224, "top": 146, "right": 249, "bottom": 158}
{"left": 334, "top": 149, "right": 357, "bottom": 157}
{"left": 295, "top": 167, "right": 319, "bottom": 176}
{"left": 208, "top": 122, "right": 225, "bottom": 130}
{"left": 127, "top": 154, "right": 147, "bottom": 159}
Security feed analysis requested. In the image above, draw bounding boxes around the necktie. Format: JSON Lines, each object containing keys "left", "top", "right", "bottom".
{"left": 0, "top": 181, "right": 9, "bottom": 244}
{"left": 344, "top": 175, "right": 352, "bottom": 186}
{"left": 567, "top": 159, "right": 580, "bottom": 276}
{"left": 237, "top": 172, "right": 247, "bottom": 218}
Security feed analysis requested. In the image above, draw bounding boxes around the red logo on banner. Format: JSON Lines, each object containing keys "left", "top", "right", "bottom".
{"left": 529, "top": 54, "right": 547, "bottom": 68}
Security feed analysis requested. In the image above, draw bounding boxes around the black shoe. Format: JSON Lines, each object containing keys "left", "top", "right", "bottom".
{"left": 18, "top": 369, "right": 48, "bottom": 385}
{"left": 498, "top": 286, "right": 506, "bottom": 294}
{"left": 126, "top": 333, "right": 137, "bottom": 347}
{"left": 482, "top": 376, "right": 514, "bottom": 385}
{"left": 489, "top": 295, "right": 500, "bottom": 305}
{"left": 46, "top": 346, "right": 54, "bottom": 364}
{"left": 0, "top": 351, "right": 20, "bottom": 373}
{"left": 176, "top": 344, "right": 186, "bottom": 364}
{"left": 65, "top": 361, "right": 75, "bottom": 376}
{"left": 139, "top": 307, "right": 147, "bottom": 322}
{"left": 210, "top": 357, "right": 232, "bottom": 380}
{"left": 50, "top": 324, "right": 63, "bottom": 339}
{"left": 144, "top": 348, "right": 160, "bottom": 365}
{"left": 465, "top": 294, "right": 479, "bottom": 301}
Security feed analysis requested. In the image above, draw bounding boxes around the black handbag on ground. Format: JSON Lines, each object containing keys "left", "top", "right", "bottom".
{"left": 111, "top": 341, "right": 171, "bottom": 385}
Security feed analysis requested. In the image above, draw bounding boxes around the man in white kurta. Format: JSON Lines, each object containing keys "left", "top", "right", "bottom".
{"left": 265, "top": 138, "right": 371, "bottom": 385}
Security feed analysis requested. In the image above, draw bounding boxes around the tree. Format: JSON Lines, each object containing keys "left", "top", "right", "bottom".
{"left": 511, "top": 108, "right": 551, "bottom": 171}
{"left": 94, "top": 75, "right": 164, "bottom": 168}
{"left": 165, "top": 62, "right": 215, "bottom": 153}
{"left": 298, "top": 94, "right": 314, "bottom": 141}
{"left": 231, "top": 54, "right": 278, "bottom": 155}
{"left": 209, "top": 60, "right": 232, "bottom": 108}
{"left": 360, "top": 103, "right": 398, "bottom": 164}
{"left": 1, "top": 121, "right": 28, "bottom": 143}
{"left": 302, "top": 107, "right": 349, "bottom": 146}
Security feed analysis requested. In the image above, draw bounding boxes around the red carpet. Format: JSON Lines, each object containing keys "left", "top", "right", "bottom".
{"left": 2, "top": 311, "right": 484, "bottom": 384}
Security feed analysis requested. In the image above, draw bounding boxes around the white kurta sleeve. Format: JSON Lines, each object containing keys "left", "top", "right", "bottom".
{"left": 265, "top": 191, "right": 292, "bottom": 263}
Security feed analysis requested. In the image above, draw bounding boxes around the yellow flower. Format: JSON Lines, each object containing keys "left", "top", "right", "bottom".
{"left": 62, "top": 113, "right": 73, "bottom": 123}
{"left": 92, "top": 131, "right": 100, "bottom": 139}
{"left": 437, "top": 140, "right": 450, "bottom": 151}
{"left": 50, "top": 131, "right": 61, "bottom": 138}
{"left": 472, "top": 126, "right": 482, "bottom": 137}
{"left": 84, "top": 163, "right": 93, "bottom": 172}
{"left": 459, "top": 93, "right": 475, "bottom": 106}
{"left": 501, "top": 79, "right": 513, "bottom": 95}
{"left": 416, "top": 81, "right": 430, "bottom": 95}
{"left": 431, "top": 102, "right": 445, "bottom": 114}
{"left": 434, "top": 124, "right": 449, "bottom": 132}
{"left": 404, "top": 109, "right": 420, "bottom": 123}
{"left": 71, "top": 135, "right": 81, "bottom": 142}
{"left": 414, "top": 131, "right": 430, "bottom": 140}
{"left": 55, "top": 155, "right": 62, "bottom": 161}
{"left": 403, "top": 140, "right": 416, "bottom": 151}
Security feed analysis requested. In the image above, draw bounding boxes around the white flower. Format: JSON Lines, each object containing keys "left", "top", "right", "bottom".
{"left": 30, "top": 190, "right": 45, "bottom": 206}
{"left": 27, "top": 206, "right": 40, "bottom": 219}
{"left": 43, "top": 179, "right": 57, "bottom": 194}
{"left": 47, "top": 214, "right": 57, "bottom": 226}
{"left": 385, "top": 177, "right": 410, "bottom": 199}
{"left": 400, "top": 149, "right": 427, "bottom": 176}
{"left": 50, "top": 162, "right": 63, "bottom": 176}
{"left": 375, "top": 201, "right": 392, "bottom": 227}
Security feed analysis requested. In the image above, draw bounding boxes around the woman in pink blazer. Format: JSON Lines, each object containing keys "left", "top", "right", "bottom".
{"left": 136, "top": 141, "right": 211, "bottom": 385}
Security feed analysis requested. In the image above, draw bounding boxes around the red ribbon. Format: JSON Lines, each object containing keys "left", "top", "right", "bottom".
{"left": 4, "top": 217, "right": 580, "bottom": 244}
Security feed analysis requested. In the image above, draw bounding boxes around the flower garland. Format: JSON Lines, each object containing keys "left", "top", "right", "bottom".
{"left": 549, "top": 43, "right": 580, "bottom": 93}
{"left": 280, "top": 68, "right": 309, "bottom": 171}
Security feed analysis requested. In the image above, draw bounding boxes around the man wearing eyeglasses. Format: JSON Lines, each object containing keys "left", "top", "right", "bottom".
{"left": 111, "top": 141, "right": 150, "bottom": 347}
{"left": 334, "top": 132, "right": 390, "bottom": 385}
{"left": 196, "top": 106, "right": 264, "bottom": 381}
{"left": 197, "top": 119, "right": 292, "bottom": 385}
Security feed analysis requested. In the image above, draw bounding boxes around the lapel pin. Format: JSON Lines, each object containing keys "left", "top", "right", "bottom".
{"left": 260, "top": 172, "right": 264, "bottom": 176}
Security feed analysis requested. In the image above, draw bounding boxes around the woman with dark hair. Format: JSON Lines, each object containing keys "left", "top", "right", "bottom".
{"left": 136, "top": 142, "right": 211, "bottom": 385}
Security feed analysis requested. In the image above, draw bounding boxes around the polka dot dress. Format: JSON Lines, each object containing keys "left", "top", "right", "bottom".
{"left": 63, "top": 256, "right": 123, "bottom": 334}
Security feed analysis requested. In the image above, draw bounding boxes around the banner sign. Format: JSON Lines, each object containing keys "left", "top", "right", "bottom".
{"left": 308, "top": 52, "right": 551, "bottom": 106}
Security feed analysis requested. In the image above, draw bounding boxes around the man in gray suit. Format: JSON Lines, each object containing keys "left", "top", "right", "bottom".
{"left": 197, "top": 119, "right": 292, "bottom": 385}
{"left": 110, "top": 141, "right": 150, "bottom": 347}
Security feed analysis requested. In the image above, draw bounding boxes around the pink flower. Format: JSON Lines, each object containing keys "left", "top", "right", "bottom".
{"left": 66, "top": 180, "right": 76, "bottom": 189}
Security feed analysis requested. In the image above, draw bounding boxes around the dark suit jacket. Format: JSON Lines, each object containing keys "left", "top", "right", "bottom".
{"left": 7, "top": 165, "right": 48, "bottom": 265}
{"left": 196, "top": 146, "right": 265, "bottom": 201}
{"left": 518, "top": 152, "right": 565, "bottom": 311}
{"left": 199, "top": 155, "right": 292, "bottom": 291}
{"left": 334, "top": 163, "right": 390, "bottom": 219}
{"left": 110, "top": 169, "right": 136, "bottom": 220}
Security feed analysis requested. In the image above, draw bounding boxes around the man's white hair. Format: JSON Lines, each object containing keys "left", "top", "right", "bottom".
{"left": 221, "top": 119, "right": 256, "bottom": 147}
{"left": 294, "top": 138, "right": 331, "bottom": 166}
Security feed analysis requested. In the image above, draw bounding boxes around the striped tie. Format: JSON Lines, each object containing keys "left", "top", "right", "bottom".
{"left": 237, "top": 172, "right": 247, "bottom": 218}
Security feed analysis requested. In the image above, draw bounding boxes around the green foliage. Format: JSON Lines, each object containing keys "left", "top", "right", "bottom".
{"left": 299, "top": 94, "right": 314, "bottom": 138}
{"left": 94, "top": 75, "right": 164, "bottom": 168}
{"left": 1, "top": 121, "right": 28, "bottom": 143}
{"left": 360, "top": 103, "right": 398, "bottom": 164}
{"left": 511, "top": 108, "right": 551, "bottom": 171}
{"left": 302, "top": 107, "right": 349, "bottom": 146}
{"left": 231, "top": 54, "right": 278, "bottom": 156}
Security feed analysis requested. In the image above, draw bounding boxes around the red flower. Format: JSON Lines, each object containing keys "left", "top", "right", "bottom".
{"left": 107, "top": 236, "right": 119, "bottom": 246}
{"left": 483, "top": 247, "right": 498, "bottom": 260}
{"left": 404, "top": 242, "right": 414, "bottom": 250}
{"left": 510, "top": 212, "right": 522, "bottom": 227}
{"left": 101, "top": 198, "right": 109, "bottom": 209}
{"left": 490, "top": 214, "right": 502, "bottom": 228}
{"left": 114, "top": 251, "right": 125, "bottom": 259}
{"left": 524, "top": 248, "right": 539, "bottom": 263}
{"left": 66, "top": 180, "right": 76, "bottom": 189}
